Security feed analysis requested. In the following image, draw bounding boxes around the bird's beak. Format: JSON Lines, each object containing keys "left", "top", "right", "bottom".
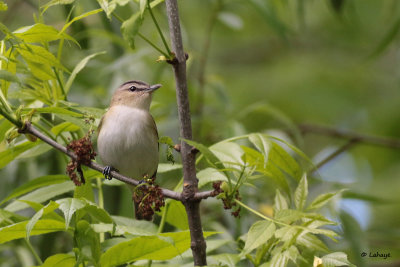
{"left": 148, "top": 84, "right": 162, "bottom": 92}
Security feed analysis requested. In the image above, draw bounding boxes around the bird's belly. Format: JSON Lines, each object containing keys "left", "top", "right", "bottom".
{"left": 97, "top": 107, "right": 158, "bottom": 179}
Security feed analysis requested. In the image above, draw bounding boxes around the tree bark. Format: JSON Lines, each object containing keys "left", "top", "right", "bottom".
{"left": 165, "top": 0, "right": 207, "bottom": 265}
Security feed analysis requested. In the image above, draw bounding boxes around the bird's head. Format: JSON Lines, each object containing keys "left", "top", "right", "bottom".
{"left": 110, "top": 80, "right": 162, "bottom": 110}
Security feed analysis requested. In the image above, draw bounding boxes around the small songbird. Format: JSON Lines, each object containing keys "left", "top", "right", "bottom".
{"left": 97, "top": 80, "right": 161, "bottom": 220}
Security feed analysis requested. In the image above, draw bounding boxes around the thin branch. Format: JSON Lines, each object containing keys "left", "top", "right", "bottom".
{"left": 16, "top": 122, "right": 215, "bottom": 201}
{"left": 299, "top": 123, "right": 400, "bottom": 149}
{"left": 308, "top": 138, "right": 359, "bottom": 174}
{"left": 165, "top": 0, "right": 207, "bottom": 265}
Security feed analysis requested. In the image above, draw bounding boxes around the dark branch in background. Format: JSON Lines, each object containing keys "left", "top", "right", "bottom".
{"left": 299, "top": 123, "right": 400, "bottom": 149}
{"left": 165, "top": 0, "right": 207, "bottom": 265}
{"left": 193, "top": 0, "right": 223, "bottom": 138}
{"left": 308, "top": 138, "right": 359, "bottom": 174}
{"left": 16, "top": 122, "right": 215, "bottom": 201}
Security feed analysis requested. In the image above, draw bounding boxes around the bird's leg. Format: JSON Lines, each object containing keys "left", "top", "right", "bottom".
{"left": 103, "top": 166, "right": 118, "bottom": 180}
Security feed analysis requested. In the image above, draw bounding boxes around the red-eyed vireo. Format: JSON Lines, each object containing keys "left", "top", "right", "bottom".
{"left": 97, "top": 80, "right": 161, "bottom": 220}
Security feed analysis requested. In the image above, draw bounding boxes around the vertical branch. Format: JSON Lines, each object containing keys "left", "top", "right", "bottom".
{"left": 165, "top": 0, "right": 207, "bottom": 265}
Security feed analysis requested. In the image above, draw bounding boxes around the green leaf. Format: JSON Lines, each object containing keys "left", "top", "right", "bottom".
{"left": 51, "top": 122, "right": 80, "bottom": 136}
{"left": 97, "top": 0, "right": 116, "bottom": 18}
{"left": 321, "top": 252, "right": 355, "bottom": 267}
{"left": 269, "top": 142, "right": 302, "bottom": 181}
{"left": 0, "top": 141, "right": 39, "bottom": 169}
{"left": 0, "top": 175, "right": 69, "bottom": 205}
{"left": 121, "top": 12, "right": 143, "bottom": 49}
{"left": 294, "top": 174, "right": 308, "bottom": 210}
{"left": 0, "top": 69, "right": 21, "bottom": 84}
{"left": 26, "top": 201, "right": 59, "bottom": 239}
{"left": 41, "top": 254, "right": 76, "bottom": 267}
{"left": 16, "top": 44, "right": 66, "bottom": 71}
{"left": 0, "top": 219, "right": 65, "bottom": 245}
{"left": 296, "top": 233, "right": 328, "bottom": 252}
{"left": 82, "top": 200, "right": 113, "bottom": 224}
{"left": 75, "top": 220, "right": 101, "bottom": 265}
{"left": 64, "top": 51, "right": 106, "bottom": 94}
{"left": 16, "top": 142, "right": 52, "bottom": 159}
{"left": 56, "top": 198, "right": 86, "bottom": 229}
{"left": 5, "top": 181, "right": 75, "bottom": 212}
{"left": 212, "top": 253, "right": 240, "bottom": 267}
{"left": 0, "top": 1, "right": 8, "bottom": 11}
{"left": 13, "top": 23, "right": 77, "bottom": 44}
{"left": 197, "top": 167, "right": 228, "bottom": 188}
{"left": 274, "top": 189, "right": 289, "bottom": 212}
{"left": 184, "top": 139, "right": 227, "bottom": 171}
{"left": 249, "top": 133, "right": 271, "bottom": 165}
{"left": 0, "top": 209, "right": 27, "bottom": 226}
{"left": 242, "top": 220, "right": 275, "bottom": 255}
{"left": 164, "top": 200, "right": 188, "bottom": 230}
{"left": 274, "top": 209, "right": 304, "bottom": 224}
{"left": 100, "top": 231, "right": 217, "bottom": 266}
{"left": 32, "top": 107, "right": 83, "bottom": 117}
{"left": 41, "top": 0, "right": 76, "bottom": 13}
{"left": 140, "top": 0, "right": 147, "bottom": 18}
{"left": 157, "top": 163, "right": 182, "bottom": 173}
{"left": 60, "top": 9, "right": 103, "bottom": 34}
{"left": 307, "top": 190, "right": 345, "bottom": 211}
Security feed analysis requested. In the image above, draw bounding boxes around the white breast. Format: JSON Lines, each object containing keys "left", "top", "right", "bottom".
{"left": 97, "top": 105, "right": 159, "bottom": 179}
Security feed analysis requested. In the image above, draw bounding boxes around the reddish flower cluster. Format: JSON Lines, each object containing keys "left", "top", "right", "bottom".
{"left": 211, "top": 181, "right": 223, "bottom": 196}
{"left": 222, "top": 189, "right": 242, "bottom": 218}
{"left": 66, "top": 133, "right": 96, "bottom": 186}
{"left": 134, "top": 176, "right": 165, "bottom": 220}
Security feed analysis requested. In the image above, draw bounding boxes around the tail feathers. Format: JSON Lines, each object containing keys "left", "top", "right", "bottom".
{"left": 133, "top": 192, "right": 153, "bottom": 221}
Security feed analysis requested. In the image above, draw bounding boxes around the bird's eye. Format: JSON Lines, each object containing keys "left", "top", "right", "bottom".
{"left": 129, "top": 85, "right": 137, "bottom": 92}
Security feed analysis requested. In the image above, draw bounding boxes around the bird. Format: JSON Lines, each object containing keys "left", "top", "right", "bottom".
{"left": 97, "top": 80, "right": 161, "bottom": 220}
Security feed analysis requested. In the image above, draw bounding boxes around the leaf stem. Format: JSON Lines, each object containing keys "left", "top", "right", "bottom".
{"left": 138, "top": 32, "right": 170, "bottom": 57}
{"left": 147, "top": 0, "right": 172, "bottom": 55}
{"left": 25, "top": 239, "right": 43, "bottom": 265}
{"left": 97, "top": 177, "right": 105, "bottom": 243}
{"left": 0, "top": 107, "right": 21, "bottom": 128}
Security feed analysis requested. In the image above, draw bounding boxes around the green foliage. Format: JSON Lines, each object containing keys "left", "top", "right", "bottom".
{"left": 3, "top": 0, "right": 395, "bottom": 266}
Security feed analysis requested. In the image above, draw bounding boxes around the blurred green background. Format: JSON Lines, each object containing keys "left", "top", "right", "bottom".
{"left": 1, "top": 0, "right": 400, "bottom": 266}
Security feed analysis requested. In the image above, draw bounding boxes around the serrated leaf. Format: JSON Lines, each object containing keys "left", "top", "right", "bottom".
{"left": 294, "top": 174, "right": 308, "bottom": 210}
{"left": 274, "top": 189, "right": 289, "bottom": 212}
{"left": 0, "top": 175, "right": 69, "bottom": 205}
{"left": 64, "top": 51, "right": 106, "bottom": 94}
{"left": 242, "top": 220, "right": 275, "bottom": 255}
{"left": 274, "top": 209, "right": 304, "bottom": 224}
{"left": 307, "top": 190, "right": 345, "bottom": 211}
{"left": 321, "top": 252, "right": 355, "bottom": 267}
{"left": 41, "top": 254, "right": 76, "bottom": 267}
{"left": 26, "top": 201, "right": 59, "bottom": 239}
{"left": 13, "top": 23, "right": 77, "bottom": 44}
{"left": 184, "top": 139, "right": 227, "bottom": 172}
{"left": 0, "top": 219, "right": 65, "bottom": 244}
{"left": 269, "top": 142, "right": 302, "bottom": 180}
{"left": 100, "top": 231, "right": 217, "bottom": 266}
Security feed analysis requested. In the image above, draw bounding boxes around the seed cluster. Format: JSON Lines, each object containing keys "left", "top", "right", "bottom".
{"left": 134, "top": 176, "right": 165, "bottom": 220}
{"left": 222, "top": 189, "right": 242, "bottom": 218}
{"left": 66, "top": 132, "right": 96, "bottom": 186}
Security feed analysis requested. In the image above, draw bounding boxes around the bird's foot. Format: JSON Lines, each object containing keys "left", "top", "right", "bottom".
{"left": 103, "top": 166, "right": 117, "bottom": 180}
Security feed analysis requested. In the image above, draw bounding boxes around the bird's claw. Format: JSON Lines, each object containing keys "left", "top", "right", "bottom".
{"left": 103, "top": 166, "right": 115, "bottom": 180}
